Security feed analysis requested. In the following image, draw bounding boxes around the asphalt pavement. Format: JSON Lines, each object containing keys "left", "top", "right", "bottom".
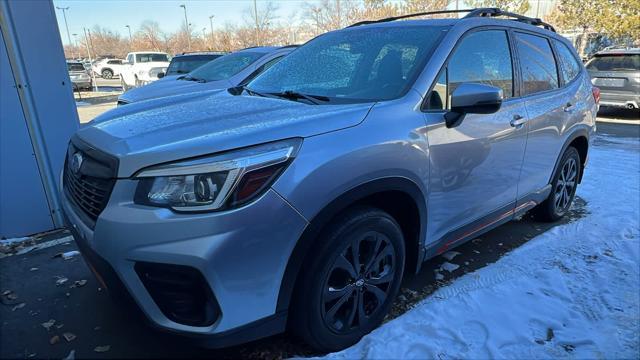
{"left": 1, "top": 116, "right": 638, "bottom": 359}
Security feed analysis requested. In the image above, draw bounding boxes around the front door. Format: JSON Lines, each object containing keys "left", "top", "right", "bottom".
{"left": 423, "top": 29, "right": 528, "bottom": 247}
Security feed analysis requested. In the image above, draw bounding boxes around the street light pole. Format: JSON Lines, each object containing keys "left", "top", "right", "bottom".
{"left": 72, "top": 33, "right": 78, "bottom": 59}
{"left": 253, "top": 0, "right": 259, "bottom": 46}
{"left": 125, "top": 25, "right": 132, "bottom": 43}
{"left": 209, "top": 15, "right": 215, "bottom": 49}
{"left": 180, "top": 4, "right": 191, "bottom": 51}
{"left": 55, "top": 6, "right": 73, "bottom": 47}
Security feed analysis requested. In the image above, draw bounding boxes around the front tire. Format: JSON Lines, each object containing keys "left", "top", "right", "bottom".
{"left": 290, "top": 206, "right": 405, "bottom": 352}
{"left": 534, "top": 146, "right": 581, "bottom": 222}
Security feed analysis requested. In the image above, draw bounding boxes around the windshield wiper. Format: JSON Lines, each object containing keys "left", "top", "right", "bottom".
{"left": 178, "top": 75, "right": 206, "bottom": 83}
{"left": 268, "top": 90, "right": 330, "bottom": 105}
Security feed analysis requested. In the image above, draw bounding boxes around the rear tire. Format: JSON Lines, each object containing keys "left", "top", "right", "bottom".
{"left": 101, "top": 69, "right": 113, "bottom": 79}
{"left": 534, "top": 146, "right": 581, "bottom": 222}
{"left": 290, "top": 206, "right": 405, "bottom": 352}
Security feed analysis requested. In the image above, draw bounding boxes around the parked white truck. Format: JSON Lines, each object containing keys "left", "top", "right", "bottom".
{"left": 120, "top": 51, "right": 170, "bottom": 90}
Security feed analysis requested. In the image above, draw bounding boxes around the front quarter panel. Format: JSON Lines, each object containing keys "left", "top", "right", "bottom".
{"left": 273, "top": 91, "right": 430, "bottom": 232}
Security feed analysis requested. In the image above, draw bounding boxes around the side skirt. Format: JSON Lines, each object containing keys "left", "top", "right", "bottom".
{"left": 423, "top": 185, "right": 552, "bottom": 260}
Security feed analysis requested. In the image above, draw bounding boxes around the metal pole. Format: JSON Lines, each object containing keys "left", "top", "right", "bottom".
{"left": 535, "top": 0, "right": 541, "bottom": 18}
{"left": 253, "top": 0, "right": 259, "bottom": 45}
{"left": 0, "top": 1, "right": 67, "bottom": 228}
{"left": 84, "top": 28, "right": 98, "bottom": 91}
{"left": 72, "top": 33, "right": 78, "bottom": 59}
{"left": 125, "top": 25, "right": 132, "bottom": 42}
{"left": 180, "top": 4, "right": 190, "bottom": 51}
{"left": 55, "top": 6, "right": 73, "bottom": 47}
{"left": 209, "top": 15, "right": 214, "bottom": 49}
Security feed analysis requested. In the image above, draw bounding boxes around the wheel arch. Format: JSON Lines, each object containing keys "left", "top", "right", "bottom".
{"left": 553, "top": 128, "right": 590, "bottom": 184}
{"left": 276, "top": 176, "right": 427, "bottom": 314}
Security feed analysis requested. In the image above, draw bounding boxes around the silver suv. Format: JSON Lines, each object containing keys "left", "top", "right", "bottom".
{"left": 586, "top": 48, "right": 639, "bottom": 110}
{"left": 61, "top": 8, "right": 598, "bottom": 352}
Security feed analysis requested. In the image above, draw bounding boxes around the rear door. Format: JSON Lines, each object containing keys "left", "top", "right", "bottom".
{"left": 586, "top": 53, "right": 640, "bottom": 108}
{"left": 515, "top": 32, "right": 578, "bottom": 199}
{"left": 423, "top": 29, "right": 528, "bottom": 244}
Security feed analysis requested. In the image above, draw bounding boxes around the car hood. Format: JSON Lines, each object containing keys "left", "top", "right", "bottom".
{"left": 118, "top": 77, "right": 229, "bottom": 103}
{"left": 77, "top": 91, "right": 374, "bottom": 177}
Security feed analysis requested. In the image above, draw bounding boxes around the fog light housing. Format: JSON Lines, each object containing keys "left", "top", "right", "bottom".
{"left": 135, "top": 262, "right": 220, "bottom": 327}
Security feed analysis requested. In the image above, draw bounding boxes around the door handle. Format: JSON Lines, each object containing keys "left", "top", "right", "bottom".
{"left": 563, "top": 102, "right": 574, "bottom": 112}
{"left": 510, "top": 114, "right": 526, "bottom": 127}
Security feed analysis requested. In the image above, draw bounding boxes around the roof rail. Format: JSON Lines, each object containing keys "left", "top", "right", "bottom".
{"left": 348, "top": 9, "right": 476, "bottom": 27}
{"left": 464, "top": 7, "right": 556, "bottom": 32}
{"left": 347, "top": 7, "right": 556, "bottom": 32}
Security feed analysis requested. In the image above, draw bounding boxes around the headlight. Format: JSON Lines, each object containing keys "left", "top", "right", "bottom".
{"left": 134, "top": 139, "right": 301, "bottom": 212}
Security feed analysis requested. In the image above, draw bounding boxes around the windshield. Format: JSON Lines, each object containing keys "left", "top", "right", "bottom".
{"left": 166, "top": 54, "right": 223, "bottom": 75}
{"left": 248, "top": 26, "right": 449, "bottom": 103}
{"left": 67, "top": 63, "right": 85, "bottom": 72}
{"left": 136, "top": 53, "right": 169, "bottom": 63}
{"left": 189, "top": 51, "right": 263, "bottom": 82}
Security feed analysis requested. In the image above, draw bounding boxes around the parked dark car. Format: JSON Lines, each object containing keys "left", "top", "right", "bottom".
{"left": 586, "top": 48, "right": 640, "bottom": 110}
{"left": 160, "top": 52, "right": 227, "bottom": 78}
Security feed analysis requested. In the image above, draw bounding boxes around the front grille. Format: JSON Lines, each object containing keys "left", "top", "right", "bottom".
{"left": 63, "top": 141, "right": 117, "bottom": 227}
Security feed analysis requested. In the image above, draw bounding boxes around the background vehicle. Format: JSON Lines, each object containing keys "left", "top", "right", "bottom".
{"left": 62, "top": 9, "right": 597, "bottom": 353}
{"left": 159, "top": 51, "right": 227, "bottom": 79}
{"left": 66, "top": 60, "right": 92, "bottom": 91}
{"left": 92, "top": 58, "right": 126, "bottom": 79}
{"left": 586, "top": 48, "right": 640, "bottom": 110}
{"left": 120, "top": 51, "right": 170, "bottom": 90}
{"left": 117, "top": 46, "right": 295, "bottom": 105}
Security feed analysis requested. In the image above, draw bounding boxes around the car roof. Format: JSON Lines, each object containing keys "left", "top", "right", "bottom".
{"left": 595, "top": 48, "right": 640, "bottom": 56}
{"left": 128, "top": 51, "right": 168, "bottom": 55}
{"left": 174, "top": 51, "right": 227, "bottom": 58}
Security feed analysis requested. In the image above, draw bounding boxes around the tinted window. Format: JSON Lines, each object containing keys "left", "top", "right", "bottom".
{"left": 249, "top": 26, "right": 449, "bottom": 103}
{"left": 126, "top": 54, "right": 134, "bottom": 63}
{"left": 189, "top": 52, "right": 263, "bottom": 81}
{"left": 67, "top": 63, "right": 85, "bottom": 72}
{"left": 135, "top": 53, "right": 169, "bottom": 63}
{"left": 554, "top": 40, "right": 582, "bottom": 83}
{"left": 448, "top": 30, "right": 513, "bottom": 99}
{"left": 515, "top": 33, "right": 559, "bottom": 95}
{"left": 166, "top": 54, "right": 222, "bottom": 75}
{"left": 587, "top": 54, "right": 640, "bottom": 71}
{"left": 426, "top": 30, "right": 512, "bottom": 110}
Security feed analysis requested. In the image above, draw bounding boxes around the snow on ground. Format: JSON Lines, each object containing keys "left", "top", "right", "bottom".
{"left": 321, "top": 134, "right": 640, "bottom": 359}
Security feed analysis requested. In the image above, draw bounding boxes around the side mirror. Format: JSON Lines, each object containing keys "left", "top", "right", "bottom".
{"left": 157, "top": 72, "right": 165, "bottom": 79}
{"left": 445, "top": 83, "right": 503, "bottom": 128}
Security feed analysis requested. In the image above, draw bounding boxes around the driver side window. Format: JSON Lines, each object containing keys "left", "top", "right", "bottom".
{"left": 426, "top": 30, "right": 514, "bottom": 110}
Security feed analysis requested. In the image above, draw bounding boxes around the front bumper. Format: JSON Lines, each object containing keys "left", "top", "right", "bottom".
{"left": 71, "top": 79, "right": 92, "bottom": 89}
{"left": 599, "top": 91, "right": 639, "bottom": 109}
{"left": 61, "top": 178, "right": 308, "bottom": 344}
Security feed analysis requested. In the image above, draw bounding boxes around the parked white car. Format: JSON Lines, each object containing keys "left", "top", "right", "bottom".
{"left": 120, "top": 52, "right": 170, "bottom": 90}
{"left": 92, "top": 58, "right": 126, "bottom": 79}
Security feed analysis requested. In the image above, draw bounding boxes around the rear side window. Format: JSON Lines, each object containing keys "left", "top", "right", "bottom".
{"left": 426, "top": 30, "right": 513, "bottom": 110}
{"left": 515, "top": 33, "right": 559, "bottom": 95}
{"left": 554, "top": 40, "right": 582, "bottom": 84}
{"left": 587, "top": 54, "right": 640, "bottom": 71}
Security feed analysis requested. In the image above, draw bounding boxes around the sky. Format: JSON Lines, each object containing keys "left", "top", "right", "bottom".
{"left": 51, "top": 0, "right": 344, "bottom": 46}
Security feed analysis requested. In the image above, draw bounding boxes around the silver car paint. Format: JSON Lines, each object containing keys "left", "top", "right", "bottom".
{"left": 61, "top": 17, "right": 597, "bottom": 338}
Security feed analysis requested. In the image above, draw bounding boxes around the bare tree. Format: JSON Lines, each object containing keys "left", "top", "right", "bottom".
{"left": 244, "top": 1, "right": 279, "bottom": 46}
